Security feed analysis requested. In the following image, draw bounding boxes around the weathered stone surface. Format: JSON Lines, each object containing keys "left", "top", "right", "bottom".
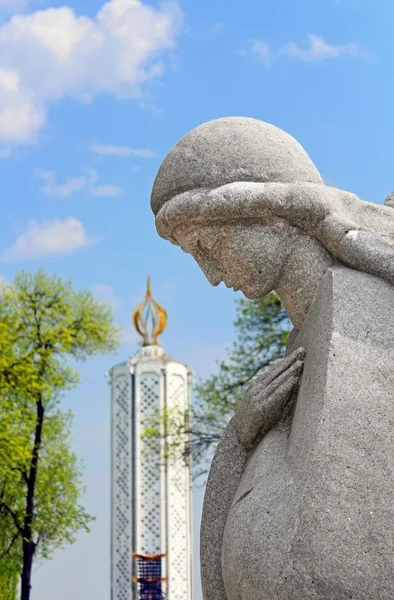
{"left": 200, "top": 417, "right": 248, "bottom": 600}
{"left": 151, "top": 117, "right": 323, "bottom": 215}
{"left": 201, "top": 348, "right": 305, "bottom": 600}
{"left": 384, "top": 190, "right": 394, "bottom": 208}
{"left": 221, "top": 267, "right": 394, "bottom": 599}
{"left": 152, "top": 118, "right": 394, "bottom": 302}
{"left": 150, "top": 116, "right": 394, "bottom": 600}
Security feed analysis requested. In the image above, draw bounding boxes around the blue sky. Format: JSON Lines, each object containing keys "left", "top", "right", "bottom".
{"left": 0, "top": 0, "right": 393, "bottom": 598}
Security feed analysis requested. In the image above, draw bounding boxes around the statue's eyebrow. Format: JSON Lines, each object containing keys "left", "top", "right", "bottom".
{"left": 200, "top": 236, "right": 222, "bottom": 253}
{"left": 183, "top": 232, "right": 222, "bottom": 256}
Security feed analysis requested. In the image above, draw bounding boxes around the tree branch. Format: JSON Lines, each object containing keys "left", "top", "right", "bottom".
{"left": 0, "top": 530, "right": 19, "bottom": 561}
{"left": 0, "top": 501, "right": 24, "bottom": 536}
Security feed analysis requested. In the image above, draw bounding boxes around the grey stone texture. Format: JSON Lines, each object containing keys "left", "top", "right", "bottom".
{"left": 221, "top": 267, "right": 394, "bottom": 599}
{"left": 151, "top": 117, "right": 323, "bottom": 216}
{"left": 152, "top": 118, "right": 394, "bottom": 299}
{"left": 201, "top": 348, "right": 305, "bottom": 600}
{"left": 150, "top": 116, "right": 394, "bottom": 600}
{"left": 384, "top": 190, "right": 394, "bottom": 209}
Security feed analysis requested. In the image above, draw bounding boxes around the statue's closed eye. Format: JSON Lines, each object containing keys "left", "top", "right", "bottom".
{"left": 196, "top": 237, "right": 222, "bottom": 259}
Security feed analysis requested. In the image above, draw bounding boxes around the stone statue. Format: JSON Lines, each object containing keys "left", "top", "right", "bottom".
{"left": 150, "top": 117, "right": 394, "bottom": 600}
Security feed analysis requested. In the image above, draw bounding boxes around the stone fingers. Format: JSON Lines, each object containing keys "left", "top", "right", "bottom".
{"left": 265, "top": 367, "right": 303, "bottom": 422}
{"left": 265, "top": 357, "right": 304, "bottom": 397}
{"left": 236, "top": 357, "right": 304, "bottom": 450}
{"left": 262, "top": 347, "right": 306, "bottom": 387}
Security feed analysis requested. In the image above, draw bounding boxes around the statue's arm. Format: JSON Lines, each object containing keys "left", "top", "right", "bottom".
{"left": 285, "top": 183, "right": 394, "bottom": 287}
{"left": 229, "top": 180, "right": 394, "bottom": 289}
{"left": 319, "top": 214, "right": 394, "bottom": 288}
{"left": 200, "top": 347, "right": 305, "bottom": 600}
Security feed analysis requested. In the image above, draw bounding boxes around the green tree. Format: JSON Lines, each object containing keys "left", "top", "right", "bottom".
{"left": 0, "top": 513, "right": 19, "bottom": 600}
{"left": 0, "top": 269, "right": 120, "bottom": 600}
{"left": 143, "top": 293, "right": 291, "bottom": 477}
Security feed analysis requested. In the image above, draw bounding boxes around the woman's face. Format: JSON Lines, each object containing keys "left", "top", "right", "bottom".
{"left": 174, "top": 220, "right": 291, "bottom": 299}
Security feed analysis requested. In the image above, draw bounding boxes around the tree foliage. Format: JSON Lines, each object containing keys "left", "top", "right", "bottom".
{"left": 0, "top": 513, "right": 19, "bottom": 600}
{"left": 0, "top": 269, "right": 121, "bottom": 600}
{"left": 143, "top": 293, "right": 291, "bottom": 478}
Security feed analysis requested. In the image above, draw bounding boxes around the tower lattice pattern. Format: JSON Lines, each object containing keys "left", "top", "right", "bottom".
{"left": 139, "top": 373, "right": 162, "bottom": 554}
{"left": 112, "top": 374, "right": 132, "bottom": 600}
{"left": 110, "top": 357, "right": 193, "bottom": 600}
{"left": 167, "top": 374, "right": 190, "bottom": 600}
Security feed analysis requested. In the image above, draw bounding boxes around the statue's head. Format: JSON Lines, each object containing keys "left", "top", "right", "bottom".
{"left": 151, "top": 117, "right": 330, "bottom": 301}
{"left": 151, "top": 117, "right": 323, "bottom": 215}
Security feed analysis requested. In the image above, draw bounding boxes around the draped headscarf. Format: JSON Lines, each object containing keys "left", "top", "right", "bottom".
{"left": 151, "top": 117, "right": 394, "bottom": 287}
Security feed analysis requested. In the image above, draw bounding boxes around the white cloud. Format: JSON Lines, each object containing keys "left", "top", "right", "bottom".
{"left": 91, "top": 283, "right": 120, "bottom": 311}
{"left": 91, "top": 143, "right": 155, "bottom": 157}
{"left": 281, "top": 34, "right": 361, "bottom": 61}
{"left": 1, "top": 217, "right": 96, "bottom": 261}
{"left": 0, "top": 147, "right": 11, "bottom": 157}
{"left": 250, "top": 34, "right": 364, "bottom": 67}
{"left": 0, "top": 0, "right": 182, "bottom": 144}
{"left": 85, "top": 167, "right": 123, "bottom": 197}
{"left": 250, "top": 40, "right": 272, "bottom": 67}
{"left": 35, "top": 167, "right": 123, "bottom": 198}
{"left": 36, "top": 170, "right": 86, "bottom": 197}
{"left": 91, "top": 184, "right": 122, "bottom": 197}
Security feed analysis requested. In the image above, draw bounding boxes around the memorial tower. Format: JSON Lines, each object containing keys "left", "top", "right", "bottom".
{"left": 108, "top": 278, "right": 193, "bottom": 600}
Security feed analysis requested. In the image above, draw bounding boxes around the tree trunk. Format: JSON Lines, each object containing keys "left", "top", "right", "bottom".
{"left": 20, "top": 540, "right": 35, "bottom": 600}
{"left": 20, "top": 397, "right": 44, "bottom": 600}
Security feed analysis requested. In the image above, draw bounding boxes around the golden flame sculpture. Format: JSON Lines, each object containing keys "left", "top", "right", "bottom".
{"left": 132, "top": 277, "right": 167, "bottom": 346}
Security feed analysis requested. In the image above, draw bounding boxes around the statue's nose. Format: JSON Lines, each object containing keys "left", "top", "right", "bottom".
{"left": 197, "top": 256, "right": 223, "bottom": 287}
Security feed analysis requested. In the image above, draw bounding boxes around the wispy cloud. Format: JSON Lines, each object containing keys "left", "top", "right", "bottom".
{"left": 0, "top": 0, "right": 183, "bottom": 144}
{"left": 250, "top": 41, "right": 271, "bottom": 67}
{"left": 0, "top": 147, "right": 10, "bottom": 158}
{"left": 36, "top": 170, "right": 86, "bottom": 198}
{"left": 35, "top": 168, "right": 123, "bottom": 198}
{"left": 249, "top": 34, "right": 365, "bottom": 67}
{"left": 85, "top": 168, "right": 122, "bottom": 197}
{"left": 91, "top": 184, "right": 122, "bottom": 197}
{"left": 1, "top": 217, "right": 97, "bottom": 261}
{"left": 281, "top": 34, "right": 362, "bottom": 61}
{"left": 91, "top": 143, "right": 156, "bottom": 158}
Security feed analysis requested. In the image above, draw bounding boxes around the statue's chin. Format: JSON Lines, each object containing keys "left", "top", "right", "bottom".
{"left": 241, "top": 285, "right": 275, "bottom": 301}
{"left": 242, "top": 290, "right": 264, "bottom": 301}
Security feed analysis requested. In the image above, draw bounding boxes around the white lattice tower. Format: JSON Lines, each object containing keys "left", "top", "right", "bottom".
{"left": 110, "top": 365, "right": 133, "bottom": 600}
{"left": 165, "top": 364, "right": 193, "bottom": 600}
{"left": 108, "top": 278, "right": 193, "bottom": 600}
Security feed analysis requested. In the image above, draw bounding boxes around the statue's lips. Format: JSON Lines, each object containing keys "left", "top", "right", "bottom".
{"left": 224, "top": 280, "right": 240, "bottom": 292}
